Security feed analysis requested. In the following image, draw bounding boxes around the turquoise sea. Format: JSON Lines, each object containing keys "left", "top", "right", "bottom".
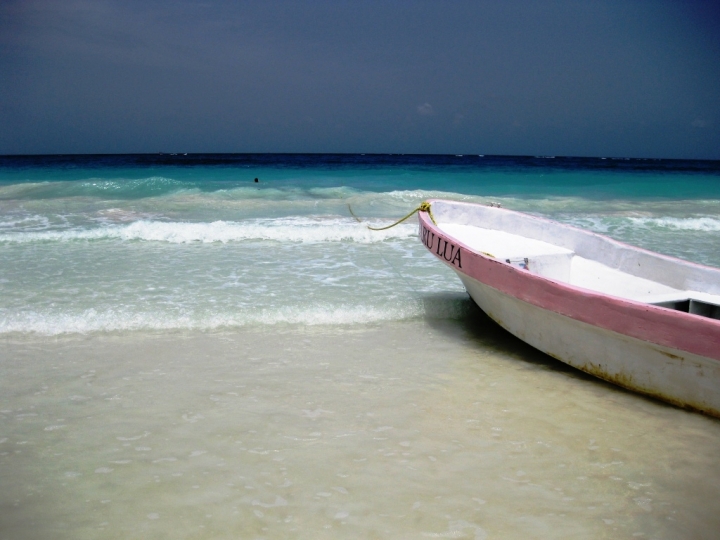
{"left": 1, "top": 153, "right": 719, "bottom": 335}
{"left": 1, "top": 154, "right": 720, "bottom": 539}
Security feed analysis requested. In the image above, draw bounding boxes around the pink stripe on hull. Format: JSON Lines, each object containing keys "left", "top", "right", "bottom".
{"left": 418, "top": 213, "right": 720, "bottom": 362}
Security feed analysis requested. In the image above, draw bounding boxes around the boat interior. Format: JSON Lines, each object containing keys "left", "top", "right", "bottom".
{"left": 438, "top": 222, "right": 720, "bottom": 321}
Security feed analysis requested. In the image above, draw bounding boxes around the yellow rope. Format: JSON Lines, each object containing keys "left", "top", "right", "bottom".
{"left": 356, "top": 201, "right": 496, "bottom": 257}
{"left": 347, "top": 204, "right": 363, "bottom": 223}
{"left": 366, "top": 201, "right": 437, "bottom": 231}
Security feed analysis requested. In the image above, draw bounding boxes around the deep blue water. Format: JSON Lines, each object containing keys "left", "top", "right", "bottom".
{"left": 2, "top": 153, "right": 720, "bottom": 199}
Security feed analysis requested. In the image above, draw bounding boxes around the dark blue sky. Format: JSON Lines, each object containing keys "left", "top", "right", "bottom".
{"left": 1, "top": 1, "right": 719, "bottom": 158}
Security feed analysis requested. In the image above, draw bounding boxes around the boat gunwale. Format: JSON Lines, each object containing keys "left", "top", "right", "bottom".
{"left": 419, "top": 199, "right": 720, "bottom": 362}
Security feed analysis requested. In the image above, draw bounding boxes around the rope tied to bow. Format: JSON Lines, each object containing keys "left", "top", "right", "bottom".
{"left": 365, "top": 201, "right": 436, "bottom": 231}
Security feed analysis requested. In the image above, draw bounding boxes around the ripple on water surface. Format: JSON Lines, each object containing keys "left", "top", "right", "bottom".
{"left": 1, "top": 318, "right": 719, "bottom": 538}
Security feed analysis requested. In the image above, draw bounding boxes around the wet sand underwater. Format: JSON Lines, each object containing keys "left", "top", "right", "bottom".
{"left": 2, "top": 307, "right": 719, "bottom": 539}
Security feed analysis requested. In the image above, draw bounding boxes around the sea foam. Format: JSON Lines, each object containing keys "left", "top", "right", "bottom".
{"left": 0, "top": 217, "right": 417, "bottom": 244}
{"left": 0, "top": 295, "right": 471, "bottom": 335}
{"left": 628, "top": 216, "right": 720, "bottom": 232}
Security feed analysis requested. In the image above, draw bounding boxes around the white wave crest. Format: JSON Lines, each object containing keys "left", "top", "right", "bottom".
{"left": 0, "top": 297, "right": 471, "bottom": 335}
{"left": 0, "top": 214, "right": 52, "bottom": 230}
{"left": 0, "top": 217, "right": 417, "bottom": 244}
{"left": 628, "top": 216, "right": 720, "bottom": 231}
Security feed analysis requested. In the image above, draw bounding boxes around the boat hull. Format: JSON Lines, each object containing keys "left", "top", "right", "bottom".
{"left": 418, "top": 200, "right": 720, "bottom": 417}
{"left": 459, "top": 273, "right": 720, "bottom": 417}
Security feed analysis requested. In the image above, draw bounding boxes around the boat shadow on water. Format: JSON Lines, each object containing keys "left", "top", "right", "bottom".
{"left": 420, "top": 291, "right": 585, "bottom": 374}
{"left": 418, "top": 292, "right": 702, "bottom": 416}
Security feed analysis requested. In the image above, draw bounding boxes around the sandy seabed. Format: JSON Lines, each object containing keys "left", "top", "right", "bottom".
{"left": 1, "top": 311, "right": 719, "bottom": 540}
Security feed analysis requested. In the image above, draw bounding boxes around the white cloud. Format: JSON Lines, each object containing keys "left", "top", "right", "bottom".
{"left": 417, "top": 103, "right": 434, "bottom": 116}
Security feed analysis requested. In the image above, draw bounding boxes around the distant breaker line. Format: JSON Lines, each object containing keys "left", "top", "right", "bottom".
{"left": 0, "top": 218, "right": 417, "bottom": 244}
{"left": 2, "top": 214, "right": 718, "bottom": 245}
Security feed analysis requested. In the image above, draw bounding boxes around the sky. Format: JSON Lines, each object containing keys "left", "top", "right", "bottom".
{"left": 1, "top": 0, "right": 719, "bottom": 159}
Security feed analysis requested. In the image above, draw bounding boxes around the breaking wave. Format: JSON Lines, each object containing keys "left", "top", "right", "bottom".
{"left": 0, "top": 294, "right": 472, "bottom": 335}
{"left": 627, "top": 216, "right": 720, "bottom": 231}
{"left": 0, "top": 217, "right": 417, "bottom": 244}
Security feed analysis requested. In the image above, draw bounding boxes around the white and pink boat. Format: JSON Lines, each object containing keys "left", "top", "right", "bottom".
{"left": 418, "top": 199, "right": 720, "bottom": 417}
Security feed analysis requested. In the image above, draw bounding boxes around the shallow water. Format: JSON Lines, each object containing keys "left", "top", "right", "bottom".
{"left": 2, "top": 313, "right": 719, "bottom": 539}
{"left": 1, "top": 154, "right": 720, "bottom": 538}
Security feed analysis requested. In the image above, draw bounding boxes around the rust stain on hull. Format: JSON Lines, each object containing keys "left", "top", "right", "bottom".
{"left": 578, "top": 361, "right": 720, "bottom": 419}
{"left": 658, "top": 350, "right": 683, "bottom": 361}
